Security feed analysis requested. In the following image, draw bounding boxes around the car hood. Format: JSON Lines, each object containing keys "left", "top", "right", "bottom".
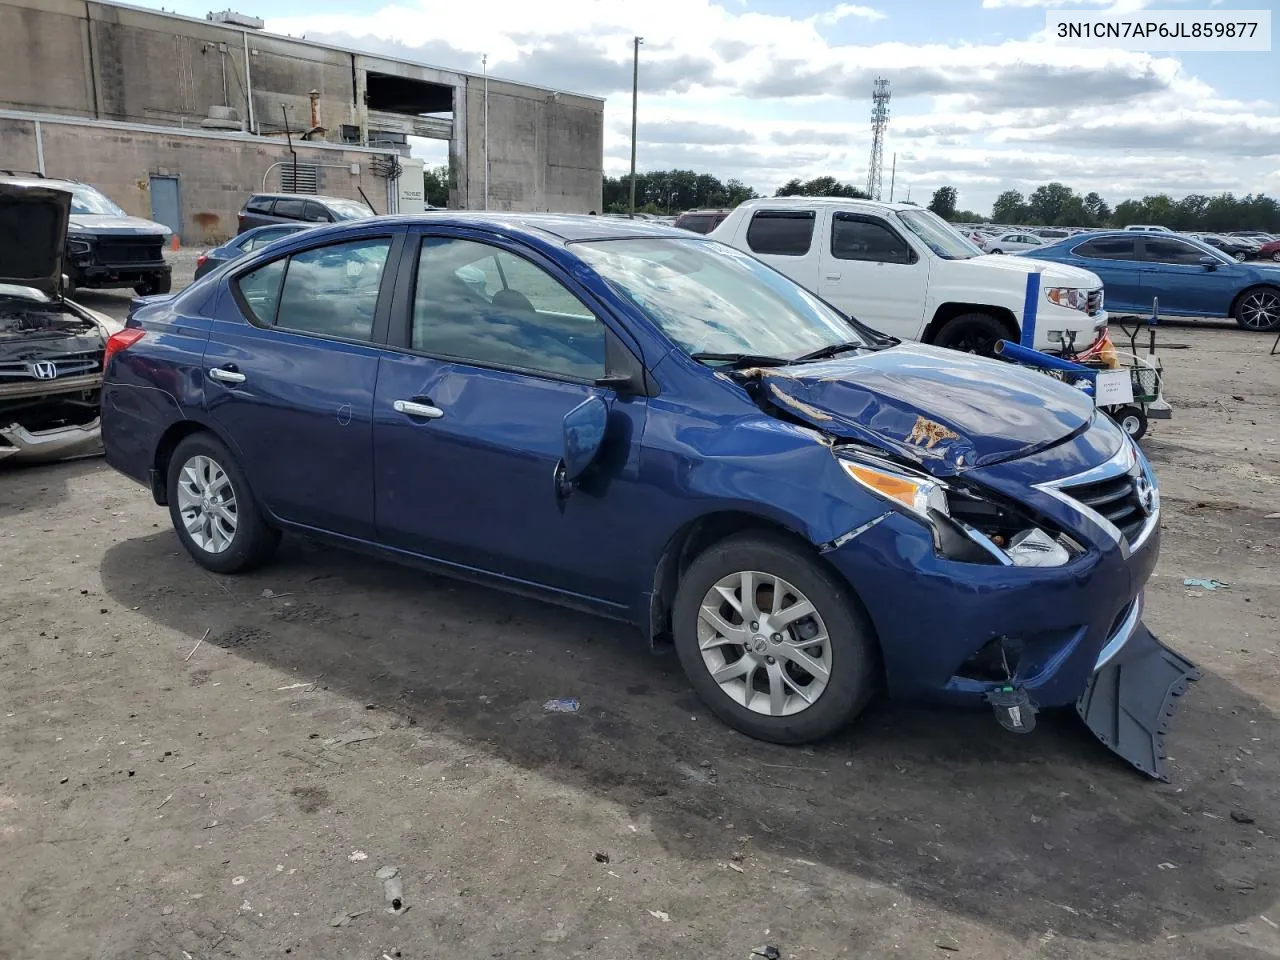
{"left": 68, "top": 215, "right": 171, "bottom": 237}
{"left": 748, "top": 344, "right": 1095, "bottom": 476}
{"left": 0, "top": 182, "right": 71, "bottom": 298}
{"left": 970, "top": 253, "right": 1102, "bottom": 287}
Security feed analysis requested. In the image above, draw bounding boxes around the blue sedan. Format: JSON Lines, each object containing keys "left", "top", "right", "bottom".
{"left": 98, "top": 213, "right": 1191, "bottom": 773}
{"left": 1018, "top": 231, "right": 1280, "bottom": 331}
{"left": 193, "top": 223, "right": 314, "bottom": 280}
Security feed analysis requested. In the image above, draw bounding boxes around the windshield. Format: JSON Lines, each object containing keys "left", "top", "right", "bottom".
{"left": 572, "top": 237, "right": 869, "bottom": 360}
{"left": 895, "top": 209, "right": 983, "bottom": 260}
{"left": 69, "top": 184, "right": 128, "bottom": 217}
{"left": 326, "top": 199, "right": 375, "bottom": 220}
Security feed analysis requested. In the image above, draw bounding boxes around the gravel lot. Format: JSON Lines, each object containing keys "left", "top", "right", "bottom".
{"left": 1, "top": 257, "right": 1278, "bottom": 959}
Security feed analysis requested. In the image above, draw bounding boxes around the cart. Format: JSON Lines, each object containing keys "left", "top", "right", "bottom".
{"left": 995, "top": 300, "right": 1172, "bottom": 442}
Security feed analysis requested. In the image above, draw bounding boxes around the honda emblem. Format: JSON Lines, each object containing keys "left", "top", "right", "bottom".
{"left": 28, "top": 360, "right": 58, "bottom": 380}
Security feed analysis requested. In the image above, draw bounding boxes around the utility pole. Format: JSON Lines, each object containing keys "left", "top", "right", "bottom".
{"left": 482, "top": 54, "right": 489, "bottom": 211}
{"left": 629, "top": 36, "right": 642, "bottom": 218}
{"left": 888, "top": 152, "right": 896, "bottom": 202}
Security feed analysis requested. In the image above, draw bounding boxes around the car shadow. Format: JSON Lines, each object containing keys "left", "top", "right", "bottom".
{"left": 99, "top": 531, "right": 1279, "bottom": 947}
{"left": 0, "top": 455, "right": 103, "bottom": 519}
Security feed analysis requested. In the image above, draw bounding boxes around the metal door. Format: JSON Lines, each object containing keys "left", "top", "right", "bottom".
{"left": 149, "top": 175, "right": 182, "bottom": 239}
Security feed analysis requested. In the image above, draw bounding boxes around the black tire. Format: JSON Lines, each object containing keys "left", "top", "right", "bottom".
{"left": 134, "top": 274, "right": 172, "bottom": 296}
{"left": 671, "top": 532, "right": 879, "bottom": 744}
{"left": 166, "top": 432, "right": 279, "bottom": 574}
{"left": 990, "top": 248, "right": 1003, "bottom": 255}
{"left": 1109, "top": 405, "right": 1147, "bottom": 441}
{"left": 932, "top": 312, "right": 1011, "bottom": 357}
{"left": 1233, "top": 285, "right": 1280, "bottom": 332}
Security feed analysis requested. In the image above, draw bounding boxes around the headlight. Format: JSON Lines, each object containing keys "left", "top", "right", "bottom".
{"left": 67, "top": 239, "right": 91, "bottom": 255}
{"left": 839, "top": 457, "right": 949, "bottom": 521}
{"left": 1044, "top": 287, "right": 1089, "bottom": 311}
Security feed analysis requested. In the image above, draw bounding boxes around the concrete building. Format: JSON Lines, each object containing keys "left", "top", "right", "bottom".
{"left": 0, "top": 0, "right": 604, "bottom": 241}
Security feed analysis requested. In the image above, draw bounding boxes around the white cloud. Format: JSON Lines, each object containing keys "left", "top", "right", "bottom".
{"left": 264, "top": 0, "right": 1278, "bottom": 214}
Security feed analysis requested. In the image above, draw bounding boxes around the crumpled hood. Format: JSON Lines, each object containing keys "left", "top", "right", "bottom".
{"left": 754, "top": 344, "right": 1095, "bottom": 475}
{"left": 0, "top": 182, "right": 71, "bottom": 298}
{"left": 68, "top": 214, "right": 170, "bottom": 237}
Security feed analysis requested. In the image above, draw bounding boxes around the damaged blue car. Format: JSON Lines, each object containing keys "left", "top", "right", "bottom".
{"left": 99, "top": 213, "right": 1197, "bottom": 778}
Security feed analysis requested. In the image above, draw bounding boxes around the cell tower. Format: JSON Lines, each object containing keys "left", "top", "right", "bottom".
{"left": 867, "top": 77, "right": 891, "bottom": 200}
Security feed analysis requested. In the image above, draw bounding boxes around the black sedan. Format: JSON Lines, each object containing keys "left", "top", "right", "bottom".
{"left": 194, "top": 224, "right": 314, "bottom": 280}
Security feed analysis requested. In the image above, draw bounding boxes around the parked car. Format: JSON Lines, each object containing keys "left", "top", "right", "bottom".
{"left": 1018, "top": 231, "right": 1280, "bottom": 331}
{"left": 1123, "top": 225, "right": 1174, "bottom": 233}
{"left": 1188, "top": 233, "right": 1252, "bottom": 261}
{"left": 237, "top": 193, "right": 375, "bottom": 233}
{"left": 98, "top": 212, "right": 1188, "bottom": 771}
{"left": 1257, "top": 237, "right": 1280, "bottom": 262}
{"left": 1032, "top": 228, "right": 1070, "bottom": 240}
{"left": 981, "top": 232, "right": 1044, "bottom": 255}
{"left": 708, "top": 198, "right": 1106, "bottom": 355}
{"left": 0, "top": 180, "right": 123, "bottom": 462}
{"left": 0, "top": 174, "right": 172, "bottom": 297}
{"left": 194, "top": 223, "right": 314, "bottom": 280}
{"left": 673, "top": 209, "right": 731, "bottom": 235}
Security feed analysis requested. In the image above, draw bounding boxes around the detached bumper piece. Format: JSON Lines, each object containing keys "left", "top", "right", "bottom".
{"left": 1076, "top": 624, "right": 1199, "bottom": 782}
{"left": 0, "top": 419, "right": 103, "bottom": 462}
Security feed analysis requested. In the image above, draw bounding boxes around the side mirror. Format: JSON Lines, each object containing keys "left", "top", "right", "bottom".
{"left": 1198, "top": 255, "right": 1218, "bottom": 271}
{"left": 558, "top": 395, "right": 608, "bottom": 495}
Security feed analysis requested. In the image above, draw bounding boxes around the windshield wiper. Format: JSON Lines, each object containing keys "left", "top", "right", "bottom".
{"left": 689, "top": 352, "right": 792, "bottom": 368}
{"left": 792, "top": 342, "right": 869, "bottom": 363}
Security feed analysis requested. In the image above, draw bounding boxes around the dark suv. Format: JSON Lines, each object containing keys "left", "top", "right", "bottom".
{"left": 237, "top": 194, "right": 374, "bottom": 233}
{"left": 673, "top": 209, "right": 732, "bottom": 235}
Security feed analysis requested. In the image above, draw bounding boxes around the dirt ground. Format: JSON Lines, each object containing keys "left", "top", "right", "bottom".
{"left": 1, "top": 264, "right": 1278, "bottom": 959}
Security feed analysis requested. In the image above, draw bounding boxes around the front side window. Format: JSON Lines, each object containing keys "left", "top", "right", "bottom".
{"left": 235, "top": 238, "right": 390, "bottom": 340}
{"left": 302, "top": 201, "right": 332, "bottom": 223}
{"left": 325, "top": 199, "right": 376, "bottom": 220}
{"left": 746, "top": 211, "right": 815, "bottom": 257}
{"left": 273, "top": 199, "right": 305, "bottom": 219}
{"left": 411, "top": 237, "right": 604, "bottom": 380}
{"left": 1142, "top": 237, "right": 1218, "bottom": 266}
{"left": 831, "top": 214, "right": 913, "bottom": 264}
{"left": 573, "top": 237, "right": 868, "bottom": 359}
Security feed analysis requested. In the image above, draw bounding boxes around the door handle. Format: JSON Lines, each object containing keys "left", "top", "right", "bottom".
{"left": 208, "top": 366, "right": 246, "bottom": 384}
{"left": 393, "top": 399, "right": 444, "bottom": 420}
{"left": 823, "top": 274, "right": 841, "bottom": 281}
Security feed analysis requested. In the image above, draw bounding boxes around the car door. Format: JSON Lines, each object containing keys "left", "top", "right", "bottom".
{"left": 303, "top": 201, "right": 334, "bottom": 224}
{"left": 737, "top": 208, "right": 821, "bottom": 291}
{"left": 1137, "top": 236, "right": 1241, "bottom": 316}
{"left": 818, "top": 211, "right": 928, "bottom": 339}
{"left": 203, "top": 231, "right": 402, "bottom": 539}
{"left": 1066, "top": 236, "right": 1144, "bottom": 312}
{"left": 371, "top": 229, "right": 650, "bottom": 608}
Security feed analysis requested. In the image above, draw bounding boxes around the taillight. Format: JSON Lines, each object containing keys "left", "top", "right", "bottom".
{"left": 196, "top": 254, "right": 208, "bottom": 268}
{"left": 104, "top": 328, "right": 145, "bottom": 371}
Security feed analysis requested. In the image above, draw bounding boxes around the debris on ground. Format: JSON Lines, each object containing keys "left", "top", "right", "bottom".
{"left": 231, "top": 876, "right": 246, "bottom": 885}
{"left": 593, "top": 851, "right": 610, "bottom": 863}
{"left": 752, "top": 946, "right": 781, "bottom": 959}
{"left": 543, "top": 698, "right": 580, "bottom": 713}
{"left": 377, "top": 865, "right": 406, "bottom": 914}
{"left": 1231, "top": 810, "right": 1256, "bottom": 825}
{"left": 1183, "top": 578, "right": 1229, "bottom": 590}
{"left": 324, "top": 730, "right": 380, "bottom": 748}
{"left": 348, "top": 850, "right": 369, "bottom": 862}
{"left": 182, "top": 629, "right": 210, "bottom": 662}
{"left": 648, "top": 909, "right": 671, "bottom": 922}
{"left": 934, "top": 936, "right": 960, "bottom": 951}
{"left": 328, "top": 910, "right": 367, "bottom": 927}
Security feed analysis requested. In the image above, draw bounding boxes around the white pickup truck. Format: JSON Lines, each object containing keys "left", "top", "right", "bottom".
{"left": 708, "top": 197, "right": 1107, "bottom": 354}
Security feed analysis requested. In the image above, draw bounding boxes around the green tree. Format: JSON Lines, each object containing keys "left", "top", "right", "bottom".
{"left": 423, "top": 165, "right": 450, "bottom": 207}
{"left": 775, "top": 176, "right": 868, "bottom": 199}
{"left": 1027, "top": 182, "right": 1077, "bottom": 225}
{"left": 1082, "top": 192, "right": 1111, "bottom": 225}
{"left": 928, "top": 186, "right": 958, "bottom": 220}
{"left": 991, "top": 190, "right": 1027, "bottom": 223}
{"left": 953, "top": 210, "right": 986, "bottom": 223}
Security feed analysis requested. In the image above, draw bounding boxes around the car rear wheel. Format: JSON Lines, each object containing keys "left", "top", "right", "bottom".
{"left": 989, "top": 248, "right": 1003, "bottom": 255}
{"left": 1234, "top": 286, "right": 1280, "bottom": 332}
{"left": 933, "top": 312, "right": 1010, "bottom": 357}
{"left": 167, "top": 433, "right": 279, "bottom": 574}
{"left": 671, "top": 532, "right": 878, "bottom": 744}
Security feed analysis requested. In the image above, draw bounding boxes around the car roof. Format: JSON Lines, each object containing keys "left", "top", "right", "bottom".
{"left": 282, "top": 211, "right": 696, "bottom": 243}
{"left": 736, "top": 196, "right": 922, "bottom": 213}
{"left": 0, "top": 174, "right": 83, "bottom": 189}
{"left": 250, "top": 193, "right": 365, "bottom": 204}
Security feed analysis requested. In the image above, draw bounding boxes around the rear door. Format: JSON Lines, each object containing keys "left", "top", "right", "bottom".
{"left": 203, "top": 230, "right": 402, "bottom": 539}
{"left": 737, "top": 208, "right": 821, "bottom": 290}
{"left": 272, "top": 198, "right": 307, "bottom": 224}
{"left": 1137, "top": 236, "right": 1242, "bottom": 316}
{"left": 818, "top": 210, "right": 928, "bottom": 339}
{"left": 239, "top": 196, "right": 276, "bottom": 232}
{"left": 1067, "top": 236, "right": 1144, "bottom": 312}
{"left": 371, "top": 228, "right": 649, "bottom": 607}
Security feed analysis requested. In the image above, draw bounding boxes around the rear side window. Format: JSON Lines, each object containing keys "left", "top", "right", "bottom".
{"left": 746, "top": 211, "right": 814, "bottom": 257}
{"left": 275, "top": 238, "right": 391, "bottom": 341}
{"left": 1074, "top": 237, "right": 1138, "bottom": 261}
{"left": 245, "top": 196, "right": 274, "bottom": 214}
{"left": 236, "top": 259, "right": 286, "bottom": 324}
{"left": 273, "top": 199, "right": 306, "bottom": 220}
{"left": 677, "top": 215, "right": 713, "bottom": 234}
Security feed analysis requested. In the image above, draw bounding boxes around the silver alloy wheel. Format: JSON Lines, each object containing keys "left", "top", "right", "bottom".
{"left": 1272, "top": 252, "right": 1280, "bottom": 262}
{"left": 1239, "top": 290, "right": 1280, "bottom": 330}
{"left": 175, "top": 454, "right": 238, "bottom": 554}
{"left": 696, "top": 570, "right": 832, "bottom": 717}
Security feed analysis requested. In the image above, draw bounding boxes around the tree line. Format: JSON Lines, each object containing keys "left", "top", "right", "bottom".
{"left": 429, "top": 163, "right": 1280, "bottom": 231}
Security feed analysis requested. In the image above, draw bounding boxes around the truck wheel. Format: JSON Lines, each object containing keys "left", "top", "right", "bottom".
{"left": 933, "top": 312, "right": 1009, "bottom": 357}
{"left": 135, "top": 275, "right": 172, "bottom": 296}
{"left": 1234, "top": 286, "right": 1280, "bottom": 332}
{"left": 1109, "top": 405, "right": 1147, "bottom": 441}
{"left": 671, "top": 532, "right": 879, "bottom": 745}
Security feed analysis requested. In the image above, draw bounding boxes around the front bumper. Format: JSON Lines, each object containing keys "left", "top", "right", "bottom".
{"left": 1033, "top": 304, "right": 1107, "bottom": 352}
{"left": 0, "top": 418, "right": 103, "bottom": 462}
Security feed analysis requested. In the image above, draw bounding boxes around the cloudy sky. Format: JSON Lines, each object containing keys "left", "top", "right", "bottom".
{"left": 150, "top": 0, "right": 1276, "bottom": 214}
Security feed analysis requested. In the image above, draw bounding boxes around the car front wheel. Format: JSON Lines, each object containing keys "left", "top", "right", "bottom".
{"left": 1234, "top": 286, "right": 1280, "bottom": 332}
{"left": 672, "top": 532, "right": 878, "bottom": 744}
{"left": 167, "top": 433, "right": 279, "bottom": 574}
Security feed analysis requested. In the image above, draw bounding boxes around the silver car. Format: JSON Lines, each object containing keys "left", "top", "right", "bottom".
{"left": 981, "top": 231, "right": 1045, "bottom": 255}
